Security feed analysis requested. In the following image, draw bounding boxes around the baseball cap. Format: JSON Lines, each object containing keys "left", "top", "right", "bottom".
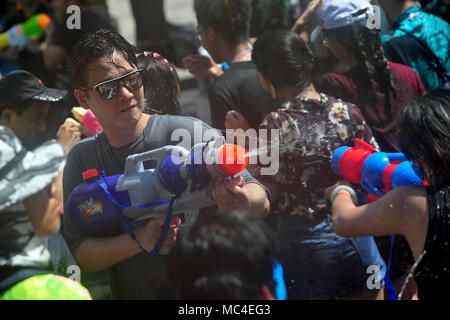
{"left": 0, "top": 125, "right": 66, "bottom": 212}
{"left": 311, "top": 0, "right": 375, "bottom": 42}
{"left": 0, "top": 70, "right": 67, "bottom": 108}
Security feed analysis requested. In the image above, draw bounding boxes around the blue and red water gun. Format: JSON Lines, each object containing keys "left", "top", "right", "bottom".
{"left": 331, "top": 139, "right": 428, "bottom": 202}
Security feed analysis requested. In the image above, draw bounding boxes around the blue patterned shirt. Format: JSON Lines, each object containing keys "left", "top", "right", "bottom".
{"left": 381, "top": 5, "right": 450, "bottom": 89}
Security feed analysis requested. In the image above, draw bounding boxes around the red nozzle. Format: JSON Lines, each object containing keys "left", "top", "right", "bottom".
{"left": 217, "top": 144, "right": 248, "bottom": 176}
{"left": 82, "top": 169, "right": 99, "bottom": 180}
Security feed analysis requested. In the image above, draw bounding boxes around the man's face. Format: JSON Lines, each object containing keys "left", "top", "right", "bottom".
{"left": 197, "top": 25, "right": 222, "bottom": 63}
{"left": 74, "top": 51, "right": 145, "bottom": 134}
{"left": 7, "top": 100, "right": 50, "bottom": 146}
{"left": 23, "top": 173, "right": 63, "bottom": 238}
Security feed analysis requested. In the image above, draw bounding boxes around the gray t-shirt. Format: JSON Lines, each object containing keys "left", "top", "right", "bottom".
{"left": 62, "top": 114, "right": 268, "bottom": 299}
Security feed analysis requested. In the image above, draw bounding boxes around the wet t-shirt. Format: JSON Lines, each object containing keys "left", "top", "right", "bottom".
{"left": 254, "top": 93, "right": 377, "bottom": 220}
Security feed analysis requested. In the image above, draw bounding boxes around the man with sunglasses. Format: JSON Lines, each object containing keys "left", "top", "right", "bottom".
{"left": 63, "top": 29, "right": 270, "bottom": 299}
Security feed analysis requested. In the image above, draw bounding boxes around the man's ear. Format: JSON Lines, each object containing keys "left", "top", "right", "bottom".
{"left": 206, "top": 26, "right": 216, "bottom": 41}
{"left": 74, "top": 89, "right": 90, "bottom": 110}
{"left": 0, "top": 108, "right": 16, "bottom": 125}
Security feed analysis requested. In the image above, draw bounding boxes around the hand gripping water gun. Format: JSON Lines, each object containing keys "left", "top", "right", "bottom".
{"left": 0, "top": 13, "right": 50, "bottom": 51}
{"left": 71, "top": 107, "right": 102, "bottom": 137}
{"left": 68, "top": 139, "right": 248, "bottom": 253}
{"left": 331, "top": 138, "right": 428, "bottom": 202}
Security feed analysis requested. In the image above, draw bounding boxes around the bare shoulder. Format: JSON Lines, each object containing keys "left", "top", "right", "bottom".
{"left": 393, "top": 185, "right": 429, "bottom": 258}
{"left": 396, "top": 185, "right": 427, "bottom": 209}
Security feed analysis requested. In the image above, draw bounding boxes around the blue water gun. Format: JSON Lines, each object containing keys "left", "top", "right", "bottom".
{"left": 68, "top": 139, "right": 248, "bottom": 235}
{"left": 331, "top": 139, "right": 428, "bottom": 202}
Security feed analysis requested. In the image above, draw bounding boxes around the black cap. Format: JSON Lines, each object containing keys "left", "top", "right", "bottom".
{"left": 0, "top": 70, "right": 67, "bottom": 106}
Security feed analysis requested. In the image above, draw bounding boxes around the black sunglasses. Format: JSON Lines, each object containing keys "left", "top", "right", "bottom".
{"left": 81, "top": 69, "right": 144, "bottom": 100}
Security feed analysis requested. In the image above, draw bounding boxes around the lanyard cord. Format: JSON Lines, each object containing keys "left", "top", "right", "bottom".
{"left": 231, "top": 42, "right": 254, "bottom": 64}
{"left": 96, "top": 167, "right": 192, "bottom": 256}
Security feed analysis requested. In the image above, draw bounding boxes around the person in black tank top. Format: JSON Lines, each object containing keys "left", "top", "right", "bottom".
{"left": 328, "top": 89, "right": 450, "bottom": 300}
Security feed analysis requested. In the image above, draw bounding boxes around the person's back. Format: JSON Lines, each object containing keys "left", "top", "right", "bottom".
{"left": 251, "top": 29, "right": 386, "bottom": 300}
{"left": 415, "top": 184, "right": 450, "bottom": 299}
{"left": 381, "top": 3, "right": 450, "bottom": 89}
{"left": 192, "top": 0, "right": 280, "bottom": 131}
{"left": 209, "top": 61, "right": 279, "bottom": 130}
{"left": 308, "top": 0, "right": 426, "bottom": 153}
{"left": 314, "top": 61, "right": 425, "bottom": 153}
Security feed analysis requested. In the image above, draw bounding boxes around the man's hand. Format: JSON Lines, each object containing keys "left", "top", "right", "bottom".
{"left": 135, "top": 216, "right": 181, "bottom": 255}
{"left": 57, "top": 119, "right": 81, "bottom": 154}
{"left": 183, "top": 55, "right": 224, "bottom": 79}
{"left": 291, "top": 0, "right": 323, "bottom": 35}
{"left": 211, "top": 176, "right": 251, "bottom": 211}
{"left": 225, "top": 110, "right": 251, "bottom": 131}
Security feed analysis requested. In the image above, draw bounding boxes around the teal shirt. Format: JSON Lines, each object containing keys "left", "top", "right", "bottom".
{"left": 382, "top": 5, "right": 450, "bottom": 89}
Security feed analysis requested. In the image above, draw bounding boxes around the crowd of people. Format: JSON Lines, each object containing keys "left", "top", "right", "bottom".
{"left": 0, "top": 0, "right": 448, "bottom": 301}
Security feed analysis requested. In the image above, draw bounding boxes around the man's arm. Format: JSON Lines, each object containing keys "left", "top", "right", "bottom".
{"left": 291, "top": 0, "right": 323, "bottom": 43}
{"left": 62, "top": 143, "right": 179, "bottom": 272}
{"left": 73, "top": 217, "right": 179, "bottom": 271}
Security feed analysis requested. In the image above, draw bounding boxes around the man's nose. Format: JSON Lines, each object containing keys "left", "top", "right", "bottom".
{"left": 118, "top": 84, "right": 135, "bottom": 100}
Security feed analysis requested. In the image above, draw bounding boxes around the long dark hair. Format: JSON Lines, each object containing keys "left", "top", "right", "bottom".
{"left": 323, "top": 22, "right": 397, "bottom": 117}
{"left": 252, "top": 29, "right": 315, "bottom": 92}
{"left": 397, "top": 89, "right": 450, "bottom": 189}
{"left": 137, "top": 52, "right": 180, "bottom": 115}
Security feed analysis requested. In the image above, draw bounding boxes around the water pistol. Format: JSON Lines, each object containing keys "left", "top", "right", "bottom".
{"left": 331, "top": 138, "right": 428, "bottom": 202}
{"left": 68, "top": 139, "right": 249, "bottom": 236}
{"left": 0, "top": 13, "right": 50, "bottom": 51}
{"left": 71, "top": 107, "right": 102, "bottom": 136}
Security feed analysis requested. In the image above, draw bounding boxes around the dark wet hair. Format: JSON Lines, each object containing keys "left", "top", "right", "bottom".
{"left": 137, "top": 52, "right": 180, "bottom": 115}
{"left": 397, "top": 89, "right": 450, "bottom": 188}
{"left": 194, "top": 0, "right": 252, "bottom": 46}
{"left": 67, "top": 29, "right": 138, "bottom": 89}
{"left": 323, "top": 23, "right": 397, "bottom": 117}
{"left": 252, "top": 29, "right": 315, "bottom": 92}
{"left": 0, "top": 98, "right": 33, "bottom": 116}
{"left": 168, "top": 210, "right": 277, "bottom": 299}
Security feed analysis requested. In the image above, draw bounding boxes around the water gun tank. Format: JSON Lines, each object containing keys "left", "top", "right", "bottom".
{"left": 68, "top": 169, "right": 131, "bottom": 234}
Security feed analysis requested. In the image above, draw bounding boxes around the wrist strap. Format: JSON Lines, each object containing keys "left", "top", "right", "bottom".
{"left": 331, "top": 186, "right": 358, "bottom": 205}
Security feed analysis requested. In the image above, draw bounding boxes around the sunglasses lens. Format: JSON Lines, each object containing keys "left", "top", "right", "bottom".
{"left": 96, "top": 82, "right": 117, "bottom": 100}
{"left": 94, "top": 70, "right": 143, "bottom": 100}
{"left": 124, "top": 72, "right": 143, "bottom": 91}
